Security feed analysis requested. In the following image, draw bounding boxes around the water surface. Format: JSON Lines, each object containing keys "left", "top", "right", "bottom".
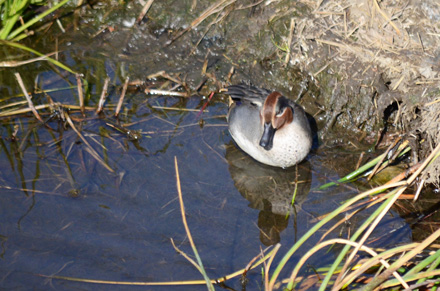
{"left": 0, "top": 2, "right": 413, "bottom": 290}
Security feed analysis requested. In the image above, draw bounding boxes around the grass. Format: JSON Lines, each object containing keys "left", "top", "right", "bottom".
{"left": 265, "top": 141, "right": 440, "bottom": 290}
{"left": 0, "top": 0, "right": 70, "bottom": 41}
{"left": 0, "top": 0, "right": 77, "bottom": 75}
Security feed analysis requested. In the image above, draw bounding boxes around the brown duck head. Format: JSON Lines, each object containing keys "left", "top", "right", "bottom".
{"left": 259, "top": 92, "right": 294, "bottom": 151}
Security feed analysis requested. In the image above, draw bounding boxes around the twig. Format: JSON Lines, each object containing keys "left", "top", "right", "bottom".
{"left": 14, "top": 73, "right": 43, "bottom": 122}
{"left": 355, "top": 152, "right": 364, "bottom": 170}
{"left": 55, "top": 37, "right": 59, "bottom": 61}
{"left": 313, "top": 60, "right": 333, "bottom": 77}
{"left": 152, "top": 106, "right": 204, "bottom": 112}
{"left": 244, "top": 245, "right": 273, "bottom": 274}
{"left": 403, "top": 279, "right": 440, "bottom": 291}
{"left": 144, "top": 89, "right": 188, "bottom": 97}
{"left": 201, "top": 50, "right": 209, "bottom": 75}
{"left": 195, "top": 91, "right": 214, "bottom": 119}
{"left": 372, "top": 0, "right": 401, "bottom": 36}
{"left": 417, "top": 32, "right": 425, "bottom": 52}
{"left": 226, "top": 66, "right": 234, "bottom": 83}
{"left": 168, "top": 0, "right": 236, "bottom": 45}
{"left": 413, "top": 179, "right": 424, "bottom": 201}
{"left": 236, "top": 0, "right": 264, "bottom": 10}
{"left": 0, "top": 52, "right": 57, "bottom": 67}
{"left": 383, "top": 160, "right": 423, "bottom": 186}
{"left": 46, "top": 246, "right": 277, "bottom": 286}
{"left": 284, "top": 18, "right": 295, "bottom": 65}
{"left": 136, "top": 0, "right": 155, "bottom": 24}
{"left": 0, "top": 104, "right": 95, "bottom": 117}
{"left": 392, "top": 75, "right": 405, "bottom": 90}
{"left": 76, "top": 74, "right": 85, "bottom": 116}
{"left": 115, "top": 77, "right": 129, "bottom": 117}
{"left": 96, "top": 77, "right": 110, "bottom": 114}
{"left": 63, "top": 111, "right": 114, "bottom": 173}
{"left": 146, "top": 71, "right": 182, "bottom": 85}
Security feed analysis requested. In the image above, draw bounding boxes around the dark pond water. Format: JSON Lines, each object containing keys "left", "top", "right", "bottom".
{"left": 0, "top": 1, "right": 413, "bottom": 290}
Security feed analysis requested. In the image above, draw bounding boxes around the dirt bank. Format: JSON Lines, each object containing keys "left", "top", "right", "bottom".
{"left": 146, "top": 0, "right": 439, "bottom": 184}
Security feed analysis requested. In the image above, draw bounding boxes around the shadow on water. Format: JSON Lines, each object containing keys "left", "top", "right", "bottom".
{"left": 0, "top": 1, "right": 418, "bottom": 290}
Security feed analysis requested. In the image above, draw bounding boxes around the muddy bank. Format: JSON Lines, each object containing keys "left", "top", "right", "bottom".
{"left": 139, "top": 0, "right": 440, "bottom": 184}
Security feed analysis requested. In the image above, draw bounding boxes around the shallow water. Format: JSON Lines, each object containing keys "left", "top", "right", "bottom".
{"left": 0, "top": 1, "right": 414, "bottom": 290}
{"left": 0, "top": 93, "right": 412, "bottom": 290}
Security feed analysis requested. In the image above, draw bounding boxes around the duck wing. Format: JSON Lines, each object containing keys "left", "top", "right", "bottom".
{"left": 225, "top": 85, "right": 271, "bottom": 107}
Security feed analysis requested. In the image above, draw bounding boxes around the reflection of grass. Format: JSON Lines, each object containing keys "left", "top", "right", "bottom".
{"left": 267, "top": 140, "right": 440, "bottom": 290}
{"left": 43, "top": 157, "right": 278, "bottom": 288}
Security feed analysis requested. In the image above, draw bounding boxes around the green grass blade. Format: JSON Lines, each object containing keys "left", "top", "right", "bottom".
{"left": 319, "top": 146, "right": 411, "bottom": 190}
{"left": 405, "top": 248, "right": 440, "bottom": 278}
{"left": 316, "top": 188, "right": 400, "bottom": 291}
{"left": 0, "top": 14, "right": 20, "bottom": 40}
{"left": 268, "top": 182, "right": 405, "bottom": 289}
{"left": 0, "top": 39, "right": 77, "bottom": 74}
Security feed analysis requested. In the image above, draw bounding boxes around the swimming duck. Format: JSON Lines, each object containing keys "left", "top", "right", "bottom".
{"left": 225, "top": 84, "right": 312, "bottom": 168}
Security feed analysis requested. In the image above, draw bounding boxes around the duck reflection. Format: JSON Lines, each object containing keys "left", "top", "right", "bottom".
{"left": 226, "top": 142, "right": 312, "bottom": 245}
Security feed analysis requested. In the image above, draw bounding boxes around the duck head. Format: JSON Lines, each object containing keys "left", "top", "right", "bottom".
{"left": 259, "top": 92, "right": 293, "bottom": 151}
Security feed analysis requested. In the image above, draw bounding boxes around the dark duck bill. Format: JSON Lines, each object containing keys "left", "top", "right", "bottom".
{"left": 259, "top": 92, "right": 293, "bottom": 151}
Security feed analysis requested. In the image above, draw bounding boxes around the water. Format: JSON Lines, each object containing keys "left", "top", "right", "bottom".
{"left": 0, "top": 1, "right": 413, "bottom": 290}
{"left": 0, "top": 92, "right": 412, "bottom": 290}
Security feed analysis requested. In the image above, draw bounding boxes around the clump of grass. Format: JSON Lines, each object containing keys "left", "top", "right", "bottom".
{"left": 0, "top": 0, "right": 70, "bottom": 41}
{"left": 0, "top": 0, "right": 76, "bottom": 75}
{"left": 267, "top": 139, "right": 440, "bottom": 290}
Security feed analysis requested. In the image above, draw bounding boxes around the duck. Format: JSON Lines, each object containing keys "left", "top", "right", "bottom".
{"left": 225, "top": 84, "right": 312, "bottom": 168}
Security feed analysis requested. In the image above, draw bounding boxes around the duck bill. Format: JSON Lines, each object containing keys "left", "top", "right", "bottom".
{"left": 259, "top": 123, "right": 276, "bottom": 151}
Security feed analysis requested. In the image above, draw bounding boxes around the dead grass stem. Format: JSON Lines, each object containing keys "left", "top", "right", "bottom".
{"left": 96, "top": 77, "right": 110, "bottom": 114}
{"left": 115, "top": 77, "right": 129, "bottom": 117}
{"left": 14, "top": 72, "right": 43, "bottom": 122}
{"left": 136, "top": 0, "right": 155, "bottom": 24}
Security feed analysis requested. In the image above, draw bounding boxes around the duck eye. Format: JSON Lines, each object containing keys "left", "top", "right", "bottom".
{"left": 276, "top": 107, "right": 285, "bottom": 116}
